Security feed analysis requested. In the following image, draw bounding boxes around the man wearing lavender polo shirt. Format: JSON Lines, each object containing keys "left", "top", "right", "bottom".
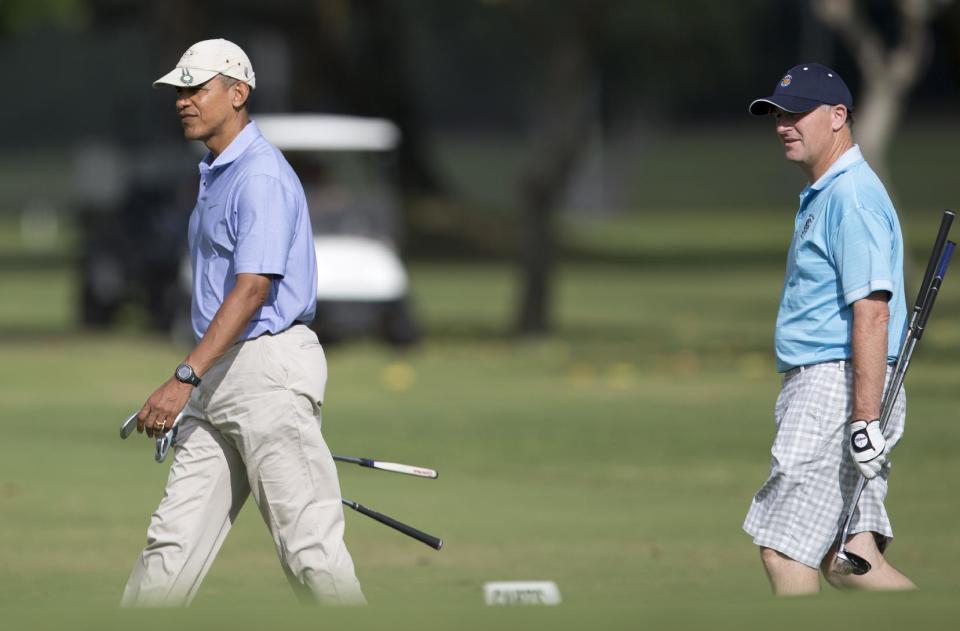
{"left": 122, "top": 38, "right": 364, "bottom": 607}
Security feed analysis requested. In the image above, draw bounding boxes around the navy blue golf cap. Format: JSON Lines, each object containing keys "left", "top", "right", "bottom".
{"left": 749, "top": 63, "right": 853, "bottom": 116}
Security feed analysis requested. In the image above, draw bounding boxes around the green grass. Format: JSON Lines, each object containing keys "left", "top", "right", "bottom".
{"left": 1, "top": 209, "right": 960, "bottom": 629}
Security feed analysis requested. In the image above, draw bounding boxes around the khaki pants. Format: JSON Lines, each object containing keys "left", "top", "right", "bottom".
{"left": 121, "top": 325, "right": 365, "bottom": 606}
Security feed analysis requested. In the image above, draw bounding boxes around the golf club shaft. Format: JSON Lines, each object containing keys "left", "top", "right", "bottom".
{"left": 877, "top": 242, "right": 954, "bottom": 432}
{"left": 879, "top": 211, "right": 954, "bottom": 418}
{"left": 333, "top": 455, "right": 439, "bottom": 479}
{"left": 342, "top": 498, "right": 443, "bottom": 550}
{"left": 914, "top": 241, "right": 956, "bottom": 341}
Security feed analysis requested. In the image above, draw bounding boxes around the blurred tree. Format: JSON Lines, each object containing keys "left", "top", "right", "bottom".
{"left": 812, "top": 0, "right": 955, "bottom": 180}
{"left": 504, "top": 0, "right": 773, "bottom": 335}
{"left": 509, "top": 0, "right": 607, "bottom": 336}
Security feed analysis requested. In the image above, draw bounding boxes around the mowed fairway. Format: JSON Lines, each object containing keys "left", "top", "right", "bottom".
{"left": 1, "top": 210, "right": 959, "bottom": 629}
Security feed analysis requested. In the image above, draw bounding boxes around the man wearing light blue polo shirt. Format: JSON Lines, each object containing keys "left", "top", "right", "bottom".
{"left": 122, "top": 39, "right": 364, "bottom": 606}
{"left": 742, "top": 63, "right": 915, "bottom": 595}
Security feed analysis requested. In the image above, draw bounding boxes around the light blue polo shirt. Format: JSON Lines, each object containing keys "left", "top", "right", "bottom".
{"left": 187, "top": 121, "right": 317, "bottom": 342}
{"left": 774, "top": 145, "right": 907, "bottom": 372}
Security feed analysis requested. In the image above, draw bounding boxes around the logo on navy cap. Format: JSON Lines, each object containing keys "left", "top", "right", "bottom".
{"left": 749, "top": 62, "right": 853, "bottom": 116}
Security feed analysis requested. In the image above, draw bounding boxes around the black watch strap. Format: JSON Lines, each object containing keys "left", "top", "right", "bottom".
{"left": 175, "top": 362, "right": 201, "bottom": 386}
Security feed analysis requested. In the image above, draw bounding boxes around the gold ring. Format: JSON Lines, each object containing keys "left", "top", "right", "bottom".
{"left": 156, "top": 419, "right": 166, "bottom": 431}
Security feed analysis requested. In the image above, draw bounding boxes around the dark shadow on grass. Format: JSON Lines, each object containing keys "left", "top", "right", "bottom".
{"left": 0, "top": 327, "right": 74, "bottom": 341}
{"left": 421, "top": 323, "right": 514, "bottom": 343}
{"left": 0, "top": 327, "right": 177, "bottom": 347}
{"left": 405, "top": 244, "right": 787, "bottom": 268}
{"left": 559, "top": 245, "right": 787, "bottom": 268}
{"left": 0, "top": 254, "right": 71, "bottom": 271}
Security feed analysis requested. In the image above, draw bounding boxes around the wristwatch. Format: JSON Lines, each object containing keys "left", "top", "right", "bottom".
{"left": 174, "top": 362, "right": 202, "bottom": 387}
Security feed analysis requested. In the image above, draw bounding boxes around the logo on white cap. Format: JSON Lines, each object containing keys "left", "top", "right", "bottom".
{"left": 180, "top": 68, "right": 194, "bottom": 85}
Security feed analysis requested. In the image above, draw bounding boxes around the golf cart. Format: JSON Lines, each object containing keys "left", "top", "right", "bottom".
{"left": 254, "top": 114, "right": 420, "bottom": 346}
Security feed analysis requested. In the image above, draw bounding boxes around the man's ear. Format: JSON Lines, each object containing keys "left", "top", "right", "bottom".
{"left": 832, "top": 105, "right": 848, "bottom": 132}
{"left": 232, "top": 82, "right": 250, "bottom": 110}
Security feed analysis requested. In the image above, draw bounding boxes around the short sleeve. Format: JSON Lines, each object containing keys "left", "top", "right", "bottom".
{"left": 233, "top": 175, "right": 298, "bottom": 277}
{"left": 832, "top": 208, "right": 894, "bottom": 305}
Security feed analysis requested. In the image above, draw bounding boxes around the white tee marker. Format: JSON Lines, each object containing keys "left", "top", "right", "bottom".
{"left": 483, "top": 581, "right": 561, "bottom": 606}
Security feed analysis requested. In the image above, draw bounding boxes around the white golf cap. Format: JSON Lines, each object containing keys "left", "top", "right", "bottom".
{"left": 153, "top": 38, "right": 256, "bottom": 89}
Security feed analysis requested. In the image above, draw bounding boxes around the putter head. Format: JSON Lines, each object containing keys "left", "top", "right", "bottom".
{"left": 120, "top": 411, "right": 139, "bottom": 439}
{"left": 832, "top": 547, "right": 872, "bottom": 576}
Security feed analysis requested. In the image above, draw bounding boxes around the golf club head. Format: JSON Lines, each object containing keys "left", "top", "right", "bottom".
{"left": 831, "top": 548, "right": 872, "bottom": 576}
{"left": 120, "top": 411, "right": 139, "bottom": 439}
{"left": 155, "top": 424, "right": 179, "bottom": 463}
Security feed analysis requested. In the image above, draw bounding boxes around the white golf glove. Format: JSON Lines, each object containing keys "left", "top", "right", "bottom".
{"left": 849, "top": 419, "right": 887, "bottom": 479}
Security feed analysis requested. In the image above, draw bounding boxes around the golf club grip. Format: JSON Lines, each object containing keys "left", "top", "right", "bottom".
{"left": 914, "top": 241, "right": 955, "bottom": 339}
{"left": 342, "top": 499, "right": 443, "bottom": 550}
{"left": 333, "top": 455, "right": 439, "bottom": 479}
{"left": 914, "top": 210, "right": 954, "bottom": 312}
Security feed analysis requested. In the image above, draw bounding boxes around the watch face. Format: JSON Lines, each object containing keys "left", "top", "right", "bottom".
{"left": 176, "top": 364, "right": 192, "bottom": 380}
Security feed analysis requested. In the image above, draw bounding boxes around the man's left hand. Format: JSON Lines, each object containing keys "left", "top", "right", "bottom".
{"left": 137, "top": 378, "right": 193, "bottom": 438}
{"left": 849, "top": 419, "right": 887, "bottom": 479}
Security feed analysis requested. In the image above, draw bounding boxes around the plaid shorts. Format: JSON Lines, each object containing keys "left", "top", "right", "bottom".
{"left": 743, "top": 360, "right": 907, "bottom": 569}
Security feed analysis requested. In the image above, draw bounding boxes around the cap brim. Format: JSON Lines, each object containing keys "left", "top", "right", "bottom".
{"left": 749, "top": 95, "right": 824, "bottom": 116}
{"left": 153, "top": 67, "right": 219, "bottom": 89}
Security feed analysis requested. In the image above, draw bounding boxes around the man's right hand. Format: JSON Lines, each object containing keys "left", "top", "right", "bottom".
{"left": 849, "top": 419, "right": 887, "bottom": 479}
{"left": 138, "top": 377, "right": 193, "bottom": 438}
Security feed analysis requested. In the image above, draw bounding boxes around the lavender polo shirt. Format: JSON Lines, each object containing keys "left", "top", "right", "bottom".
{"left": 187, "top": 121, "right": 317, "bottom": 341}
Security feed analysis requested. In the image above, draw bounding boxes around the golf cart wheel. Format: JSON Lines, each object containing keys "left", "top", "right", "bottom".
{"left": 382, "top": 298, "right": 421, "bottom": 346}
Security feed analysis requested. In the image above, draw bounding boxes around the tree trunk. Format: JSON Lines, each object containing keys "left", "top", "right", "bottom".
{"left": 515, "top": 13, "right": 599, "bottom": 336}
{"left": 855, "top": 81, "right": 904, "bottom": 182}
{"left": 811, "top": 0, "right": 948, "bottom": 179}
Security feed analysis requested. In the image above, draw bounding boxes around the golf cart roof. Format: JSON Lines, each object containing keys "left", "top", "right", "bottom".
{"left": 254, "top": 114, "right": 401, "bottom": 151}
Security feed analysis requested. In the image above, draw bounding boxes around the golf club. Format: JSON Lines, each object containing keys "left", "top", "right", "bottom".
{"left": 332, "top": 455, "right": 438, "bottom": 479}
{"left": 119, "top": 413, "right": 444, "bottom": 548}
{"left": 832, "top": 210, "right": 956, "bottom": 576}
{"left": 156, "top": 425, "right": 178, "bottom": 462}
{"left": 341, "top": 498, "right": 443, "bottom": 550}
{"left": 123, "top": 415, "right": 439, "bottom": 475}
{"left": 120, "top": 410, "right": 182, "bottom": 462}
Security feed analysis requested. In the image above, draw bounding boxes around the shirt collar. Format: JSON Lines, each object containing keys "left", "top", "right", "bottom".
{"left": 200, "top": 120, "right": 262, "bottom": 170}
{"left": 809, "top": 145, "right": 863, "bottom": 191}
